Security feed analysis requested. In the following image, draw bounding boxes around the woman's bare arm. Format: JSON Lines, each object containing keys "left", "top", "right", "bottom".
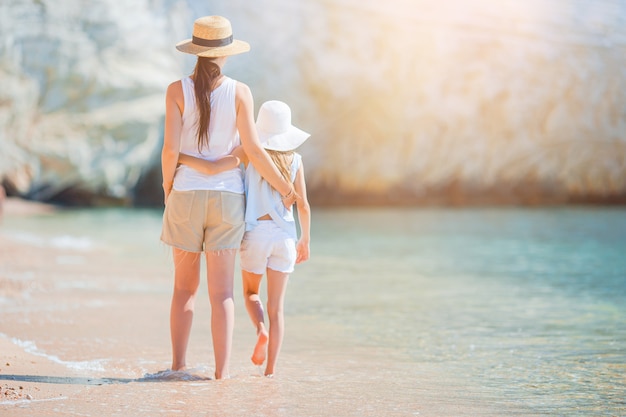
{"left": 161, "top": 81, "right": 184, "bottom": 204}
{"left": 235, "top": 82, "right": 298, "bottom": 207}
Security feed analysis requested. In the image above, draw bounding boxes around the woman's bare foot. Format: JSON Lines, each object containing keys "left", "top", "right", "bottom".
{"left": 251, "top": 330, "right": 269, "bottom": 365}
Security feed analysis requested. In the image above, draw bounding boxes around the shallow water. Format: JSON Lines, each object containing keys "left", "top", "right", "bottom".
{"left": 306, "top": 208, "right": 626, "bottom": 414}
{"left": 1, "top": 206, "right": 625, "bottom": 416}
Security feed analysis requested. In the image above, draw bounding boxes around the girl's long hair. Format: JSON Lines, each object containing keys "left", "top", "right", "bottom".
{"left": 192, "top": 56, "right": 222, "bottom": 152}
{"left": 266, "top": 150, "right": 295, "bottom": 184}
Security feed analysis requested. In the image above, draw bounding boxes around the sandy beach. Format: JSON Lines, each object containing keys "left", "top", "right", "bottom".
{"left": 0, "top": 197, "right": 516, "bottom": 417}
{"left": 7, "top": 198, "right": 623, "bottom": 416}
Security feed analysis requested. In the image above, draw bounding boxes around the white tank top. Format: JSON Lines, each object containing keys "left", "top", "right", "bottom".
{"left": 172, "top": 76, "right": 244, "bottom": 193}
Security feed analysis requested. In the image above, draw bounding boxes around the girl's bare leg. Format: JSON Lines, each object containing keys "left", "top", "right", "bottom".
{"left": 265, "top": 268, "right": 289, "bottom": 377}
{"left": 242, "top": 270, "right": 268, "bottom": 365}
{"left": 205, "top": 249, "right": 237, "bottom": 379}
{"left": 170, "top": 249, "right": 201, "bottom": 371}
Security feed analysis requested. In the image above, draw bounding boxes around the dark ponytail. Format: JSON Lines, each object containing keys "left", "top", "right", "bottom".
{"left": 192, "top": 56, "right": 221, "bottom": 152}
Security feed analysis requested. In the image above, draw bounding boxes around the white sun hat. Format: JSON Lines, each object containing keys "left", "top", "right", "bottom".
{"left": 256, "top": 101, "right": 310, "bottom": 151}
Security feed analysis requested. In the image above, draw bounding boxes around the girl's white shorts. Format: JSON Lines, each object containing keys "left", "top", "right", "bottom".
{"left": 240, "top": 220, "right": 296, "bottom": 274}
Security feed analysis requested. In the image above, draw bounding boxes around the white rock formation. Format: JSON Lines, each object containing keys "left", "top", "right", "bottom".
{"left": 0, "top": 0, "right": 188, "bottom": 203}
{"left": 1, "top": 0, "right": 625, "bottom": 205}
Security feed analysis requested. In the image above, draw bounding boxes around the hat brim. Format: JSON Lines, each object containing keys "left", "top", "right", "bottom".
{"left": 175, "top": 38, "right": 250, "bottom": 57}
{"left": 259, "top": 126, "right": 311, "bottom": 151}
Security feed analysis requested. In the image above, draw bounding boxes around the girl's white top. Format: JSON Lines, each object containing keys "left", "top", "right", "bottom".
{"left": 172, "top": 76, "right": 244, "bottom": 193}
{"left": 244, "top": 153, "right": 302, "bottom": 240}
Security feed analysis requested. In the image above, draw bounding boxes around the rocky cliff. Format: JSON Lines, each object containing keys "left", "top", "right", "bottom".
{"left": 1, "top": 0, "right": 625, "bottom": 206}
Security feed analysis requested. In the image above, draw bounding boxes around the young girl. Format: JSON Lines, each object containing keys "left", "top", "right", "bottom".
{"left": 178, "top": 100, "right": 311, "bottom": 377}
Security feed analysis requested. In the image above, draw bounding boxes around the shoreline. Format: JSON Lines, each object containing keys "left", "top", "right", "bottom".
{"left": 1, "top": 197, "right": 59, "bottom": 217}
{"left": 3, "top": 189, "right": 626, "bottom": 215}
{"left": 0, "top": 335, "right": 87, "bottom": 404}
{"left": 0, "top": 202, "right": 562, "bottom": 416}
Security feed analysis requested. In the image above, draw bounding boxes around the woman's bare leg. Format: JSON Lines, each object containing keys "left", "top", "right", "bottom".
{"left": 242, "top": 270, "right": 268, "bottom": 365}
{"left": 265, "top": 268, "right": 289, "bottom": 376}
{"left": 170, "top": 248, "right": 201, "bottom": 371}
{"left": 205, "top": 249, "right": 236, "bottom": 379}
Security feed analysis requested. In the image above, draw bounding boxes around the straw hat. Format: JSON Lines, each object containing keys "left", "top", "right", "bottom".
{"left": 176, "top": 16, "right": 250, "bottom": 57}
{"left": 256, "top": 101, "right": 310, "bottom": 151}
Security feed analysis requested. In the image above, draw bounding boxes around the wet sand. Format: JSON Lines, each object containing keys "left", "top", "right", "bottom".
{"left": 0, "top": 198, "right": 529, "bottom": 416}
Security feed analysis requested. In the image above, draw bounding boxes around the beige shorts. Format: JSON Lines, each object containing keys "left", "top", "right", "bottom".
{"left": 161, "top": 189, "right": 245, "bottom": 253}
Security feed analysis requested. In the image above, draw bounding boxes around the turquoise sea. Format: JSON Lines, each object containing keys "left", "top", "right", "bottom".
{"left": 304, "top": 207, "right": 626, "bottom": 415}
{"left": 1, "top": 206, "right": 625, "bottom": 416}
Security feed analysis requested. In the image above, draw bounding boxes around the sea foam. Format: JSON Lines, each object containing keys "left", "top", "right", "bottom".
{"left": 3, "top": 333, "right": 107, "bottom": 372}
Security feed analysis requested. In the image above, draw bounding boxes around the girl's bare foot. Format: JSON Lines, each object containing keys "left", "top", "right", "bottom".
{"left": 251, "top": 330, "right": 269, "bottom": 365}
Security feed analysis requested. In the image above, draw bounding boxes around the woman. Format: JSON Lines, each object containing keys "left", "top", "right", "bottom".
{"left": 160, "top": 16, "right": 297, "bottom": 379}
